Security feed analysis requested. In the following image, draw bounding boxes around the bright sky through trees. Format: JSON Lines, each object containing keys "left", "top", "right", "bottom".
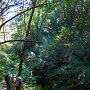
{"left": 2, "top": 0, "right": 32, "bottom": 21}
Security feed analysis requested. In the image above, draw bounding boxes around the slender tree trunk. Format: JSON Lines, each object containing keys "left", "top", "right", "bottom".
{"left": 18, "top": 50, "right": 24, "bottom": 76}
{"left": 18, "top": 0, "right": 37, "bottom": 76}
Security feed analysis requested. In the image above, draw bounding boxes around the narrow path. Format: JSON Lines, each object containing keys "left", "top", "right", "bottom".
{"left": 0, "top": 84, "right": 7, "bottom": 90}
{"left": 0, "top": 83, "right": 34, "bottom": 90}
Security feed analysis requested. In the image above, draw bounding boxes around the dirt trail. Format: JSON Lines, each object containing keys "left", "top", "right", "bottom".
{"left": 0, "top": 84, "right": 7, "bottom": 90}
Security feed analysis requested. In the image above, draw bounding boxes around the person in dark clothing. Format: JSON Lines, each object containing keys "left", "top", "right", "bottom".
{"left": 5, "top": 73, "right": 11, "bottom": 90}
{"left": 15, "top": 76, "right": 22, "bottom": 90}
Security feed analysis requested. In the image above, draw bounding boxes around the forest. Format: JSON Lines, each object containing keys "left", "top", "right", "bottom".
{"left": 0, "top": 0, "right": 90, "bottom": 90}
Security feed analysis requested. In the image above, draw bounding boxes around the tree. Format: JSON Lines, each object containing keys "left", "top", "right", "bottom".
{"left": 32, "top": 0, "right": 90, "bottom": 89}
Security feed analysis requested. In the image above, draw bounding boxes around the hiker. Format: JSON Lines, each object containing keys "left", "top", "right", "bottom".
{"left": 15, "top": 76, "right": 22, "bottom": 90}
{"left": 5, "top": 73, "right": 11, "bottom": 90}
{"left": 11, "top": 74, "right": 16, "bottom": 90}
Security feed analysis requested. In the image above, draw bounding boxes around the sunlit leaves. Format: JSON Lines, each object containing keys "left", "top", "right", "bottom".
{"left": 55, "top": 27, "right": 73, "bottom": 41}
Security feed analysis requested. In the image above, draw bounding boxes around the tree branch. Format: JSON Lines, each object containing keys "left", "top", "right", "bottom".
{"left": 0, "top": 0, "right": 59, "bottom": 30}
{"left": 0, "top": 39, "right": 41, "bottom": 45}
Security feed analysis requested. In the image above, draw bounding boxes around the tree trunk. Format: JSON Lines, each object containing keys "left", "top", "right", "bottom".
{"left": 18, "top": 51, "right": 24, "bottom": 76}
{"left": 18, "top": 0, "right": 37, "bottom": 76}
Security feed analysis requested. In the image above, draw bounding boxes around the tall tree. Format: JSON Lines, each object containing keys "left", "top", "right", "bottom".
{"left": 18, "top": 0, "right": 37, "bottom": 76}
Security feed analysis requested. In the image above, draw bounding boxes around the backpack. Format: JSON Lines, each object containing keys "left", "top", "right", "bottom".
{"left": 5, "top": 75, "right": 10, "bottom": 84}
{"left": 19, "top": 79, "right": 22, "bottom": 86}
{"left": 15, "top": 79, "right": 20, "bottom": 86}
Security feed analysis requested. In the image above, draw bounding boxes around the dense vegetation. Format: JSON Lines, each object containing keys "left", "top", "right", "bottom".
{"left": 0, "top": 0, "right": 90, "bottom": 90}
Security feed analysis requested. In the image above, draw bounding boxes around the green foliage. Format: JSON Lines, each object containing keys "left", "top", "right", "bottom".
{"left": 64, "top": 0, "right": 74, "bottom": 5}
{"left": 0, "top": 0, "right": 90, "bottom": 90}
{"left": 32, "top": 0, "right": 90, "bottom": 90}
